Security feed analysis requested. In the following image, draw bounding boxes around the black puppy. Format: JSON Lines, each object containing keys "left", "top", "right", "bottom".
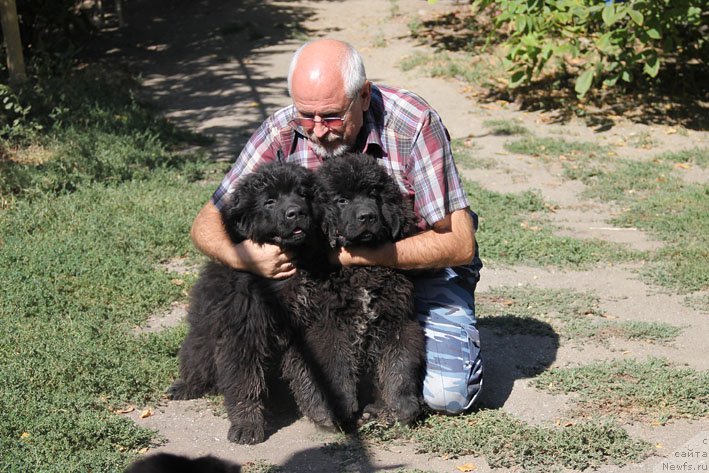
{"left": 125, "top": 453, "right": 240, "bottom": 473}
{"left": 308, "top": 153, "right": 425, "bottom": 426}
{"left": 169, "top": 162, "right": 332, "bottom": 444}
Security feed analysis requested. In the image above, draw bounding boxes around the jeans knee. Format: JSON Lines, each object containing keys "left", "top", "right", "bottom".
{"left": 422, "top": 359, "right": 483, "bottom": 415}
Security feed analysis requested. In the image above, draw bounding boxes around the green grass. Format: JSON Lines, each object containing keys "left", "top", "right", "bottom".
{"left": 532, "top": 358, "right": 709, "bottom": 423}
{"left": 502, "top": 136, "right": 709, "bottom": 293}
{"left": 466, "top": 180, "right": 638, "bottom": 267}
{"left": 505, "top": 135, "right": 610, "bottom": 161}
{"left": 399, "top": 51, "right": 501, "bottom": 88}
{"left": 413, "top": 410, "right": 651, "bottom": 472}
{"left": 242, "top": 460, "right": 282, "bottom": 473}
{"left": 0, "top": 60, "right": 212, "bottom": 203}
{"left": 483, "top": 118, "right": 530, "bottom": 136}
{"left": 575, "top": 157, "right": 709, "bottom": 293}
{"left": 0, "top": 57, "right": 220, "bottom": 471}
{"left": 477, "top": 286, "right": 682, "bottom": 344}
{"left": 0, "top": 174, "right": 213, "bottom": 471}
{"left": 451, "top": 138, "right": 497, "bottom": 170}
{"left": 655, "top": 146, "right": 708, "bottom": 168}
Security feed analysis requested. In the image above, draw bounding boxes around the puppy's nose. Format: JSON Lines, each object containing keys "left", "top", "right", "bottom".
{"left": 285, "top": 205, "right": 303, "bottom": 220}
{"left": 356, "top": 209, "right": 377, "bottom": 223}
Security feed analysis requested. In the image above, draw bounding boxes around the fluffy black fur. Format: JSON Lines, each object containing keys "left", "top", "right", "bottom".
{"left": 168, "top": 162, "right": 333, "bottom": 444}
{"left": 304, "top": 153, "right": 425, "bottom": 426}
{"left": 125, "top": 453, "right": 240, "bottom": 473}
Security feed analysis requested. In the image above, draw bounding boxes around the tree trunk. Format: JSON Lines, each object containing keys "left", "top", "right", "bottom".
{"left": 0, "top": 0, "right": 27, "bottom": 86}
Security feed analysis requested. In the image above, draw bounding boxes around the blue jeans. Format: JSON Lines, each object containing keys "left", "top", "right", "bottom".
{"left": 413, "top": 266, "right": 482, "bottom": 414}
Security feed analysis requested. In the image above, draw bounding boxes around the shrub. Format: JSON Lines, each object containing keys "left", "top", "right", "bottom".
{"left": 469, "top": 0, "right": 707, "bottom": 97}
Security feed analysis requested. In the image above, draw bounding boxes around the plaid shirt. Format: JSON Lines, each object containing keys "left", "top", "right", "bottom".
{"left": 212, "top": 84, "right": 470, "bottom": 231}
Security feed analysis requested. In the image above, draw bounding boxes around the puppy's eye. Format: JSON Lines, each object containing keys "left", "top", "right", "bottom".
{"left": 336, "top": 197, "right": 349, "bottom": 207}
{"left": 264, "top": 199, "right": 276, "bottom": 209}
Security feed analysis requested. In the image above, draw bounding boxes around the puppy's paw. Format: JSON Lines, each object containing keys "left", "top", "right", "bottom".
{"left": 166, "top": 380, "right": 195, "bottom": 400}
{"left": 227, "top": 419, "right": 265, "bottom": 444}
{"left": 390, "top": 395, "right": 421, "bottom": 426}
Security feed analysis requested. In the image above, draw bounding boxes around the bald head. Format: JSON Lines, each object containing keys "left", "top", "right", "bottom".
{"left": 287, "top": 39, "right": 367, "bottom": 100}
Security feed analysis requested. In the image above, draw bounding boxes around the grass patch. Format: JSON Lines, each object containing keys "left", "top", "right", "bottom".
{"left": 0, "top": 56, "right": 220, "bottom": 471}
{"left": 414, "top": 410, "right": 651, "bottom": 472}
{"left": 0, "top": 59, "right": 213, "bottom": 203}
{"left": 242, "top": 460, "right": 282, "bottom": 473}
{"left": 0, "top": 174, "right": 213, "bottom": 471}
{"left": 466, "top": 180, "right": 638, "bottom": 267}
{"left": 505, "top": 135, "right": 610, "bottom": 161}
{"left": 532, "top": 358, "right": 709, "bottom": 423}
{"left": 483, "top": 118, "right": 529, "bottom": 136}
{"left": 451, "top": 138, "right": 496, "bottom": 170}
{"left": 573, "top": 157, "right": 709, "bottom": 293}
{"left": 506, "top": 137, "right": 709, "bottom": 293}
{"left": 614, "top": 183, "right": 709, "bottom": 292}
{"left": 477, "top": 286, "right": 682, "bottom": 344}
{"left": 399, "top": 51, "right": 503, "bottom": 89}
{"left": 655, "top": 146, "right": 708, "bottom": 168}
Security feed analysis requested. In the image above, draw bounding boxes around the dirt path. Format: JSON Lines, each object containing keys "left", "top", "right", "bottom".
{"left": 106, "top": 0, "right": 708, "bottom": 471}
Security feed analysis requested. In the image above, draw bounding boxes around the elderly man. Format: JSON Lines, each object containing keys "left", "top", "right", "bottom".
{"left": 191, "top": 38, "right": 483, "bottom": 414}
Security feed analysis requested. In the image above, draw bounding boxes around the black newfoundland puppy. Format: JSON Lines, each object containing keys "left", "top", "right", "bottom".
{"left": 307, "top": 153, "right": 426, "bottom": 427}
{"left": 168, "top": 162, "right": 333, "bottom": 444}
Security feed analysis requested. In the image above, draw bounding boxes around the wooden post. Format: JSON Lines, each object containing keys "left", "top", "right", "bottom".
{"left": 0, "top": 0, "right": 27, "bottom": 86}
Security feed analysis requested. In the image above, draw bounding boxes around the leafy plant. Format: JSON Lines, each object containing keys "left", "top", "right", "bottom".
{"left": 469, "top": 0, "right": 707, "bottom": 97}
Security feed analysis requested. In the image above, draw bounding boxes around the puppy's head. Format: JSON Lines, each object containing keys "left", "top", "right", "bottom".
{"left": 221, "top": 162, "right": 324, "bottom": 249}
{"left": 316, "top": 153, "right": 415, "bottom": 248}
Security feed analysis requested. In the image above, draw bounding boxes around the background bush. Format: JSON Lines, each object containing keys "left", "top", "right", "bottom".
{"left": 468, "top": 0, "right": 707, "bottom": 97}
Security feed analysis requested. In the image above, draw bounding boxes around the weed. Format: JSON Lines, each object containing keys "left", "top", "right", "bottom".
{"left": 533, "top": 358, "right": 709, "bottom": 423}
{"left": 466, "top": 180, "right": 637, "bottom": 267}
{"left": 242, "top": 460, "right": 282, "bottom": 473}
{"left": 0, "top": 171, "right": 212, "bottom": 472}
{"left": 451, "top": 138, "right": 496, "bottom": 170}
{"left": 505, "top": 135, "right": 609, "bottom": 160}
{"left": 655, "top": 147, "right": 708, "bottom": 168}
{"left": 477, "top": 286, "right": 681, "bottom": 344}
{"left": 482, "top": 118, "right": 530, "bottom": 136}
{"left": 613, "top": 180, "right": 709, "bottom": 292}
{"left": 414, "top": 410, "right": 650, "bottom": 471}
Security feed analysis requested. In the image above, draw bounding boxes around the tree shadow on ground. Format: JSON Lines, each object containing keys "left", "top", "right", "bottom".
{"left": 476, "top": 315, "right": 560, "bottom": 409}
{"left": 84, "top": 0, "right": 346, "bottom": 160}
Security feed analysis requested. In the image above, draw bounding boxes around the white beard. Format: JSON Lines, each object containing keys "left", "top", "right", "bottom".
{"left": 310, "top": 141, "right": 350, "bottom": 159}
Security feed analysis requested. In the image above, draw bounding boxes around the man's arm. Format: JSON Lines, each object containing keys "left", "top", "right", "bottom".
{"left": 332, "top": 207, "right": 475, "bottom": 270}
{"left": 191, "top": 201, "right": 297, "bottom": 279}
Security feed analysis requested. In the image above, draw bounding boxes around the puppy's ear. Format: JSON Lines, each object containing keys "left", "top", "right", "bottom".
{"left": 220, "top": 191, "right": 252, "bottom": 244}
{"left": 381, "top": 202, "right": 403, "bottom": 241}
{"left": 322, "top": 205, "right": 340, "bottom": 248}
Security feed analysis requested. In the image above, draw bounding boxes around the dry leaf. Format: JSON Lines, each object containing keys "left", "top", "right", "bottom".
{"left": 170, "top": 278, "right": 184, "bottom": 286}
{"left": 456, "top": 463, "right": 477, "bottom": 472}
{"left": 20, "top": 432, "right": 30, "bottom": 439}
{"left": 674, "top": 162, "right": 691, "bottom": 170}
{"left": 114, "top": 406, "right": 135, "bottom": 414}
{"left": 140, "top": 407, "right": 153, "bottom": 419}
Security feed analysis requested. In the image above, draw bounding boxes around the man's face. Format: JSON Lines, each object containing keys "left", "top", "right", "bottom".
{"left": 291, "top": 82, "right": 370, "bottom": 159}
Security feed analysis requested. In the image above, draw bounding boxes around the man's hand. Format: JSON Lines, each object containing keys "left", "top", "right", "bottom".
{"left": 191, "top": 201, "right": 296, "bottom": 279}
{"left": 237, "top": 240, "right": 296, "bottom": 279}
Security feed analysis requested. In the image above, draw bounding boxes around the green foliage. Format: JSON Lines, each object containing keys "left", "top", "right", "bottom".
{"left": 470, "top": 0, "right": 707, "bottom": 97}
{"left": 482, "top": 118, "right": 530, "bottom": 136}
{"left": 0, "top": 58, "right": 214, "bottom": 201}
{"left": 477, "top": 285, "right": 682, "bottom": 344}
{"left": 414, "top": 410, "right": 651, "bottom": 471}
{"left": 0, "top": 175, "right": 211, "bottom": 472}
{"left": 466, "top": 179, "right": 637, "bottom": 267}
{"left": 533, "top": 358, "right": 709, "bottom": 422}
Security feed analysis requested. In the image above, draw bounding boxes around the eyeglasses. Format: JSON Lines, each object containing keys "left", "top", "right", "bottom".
{"left": 289, "top": 95, "right": 358, "bottom": 135}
